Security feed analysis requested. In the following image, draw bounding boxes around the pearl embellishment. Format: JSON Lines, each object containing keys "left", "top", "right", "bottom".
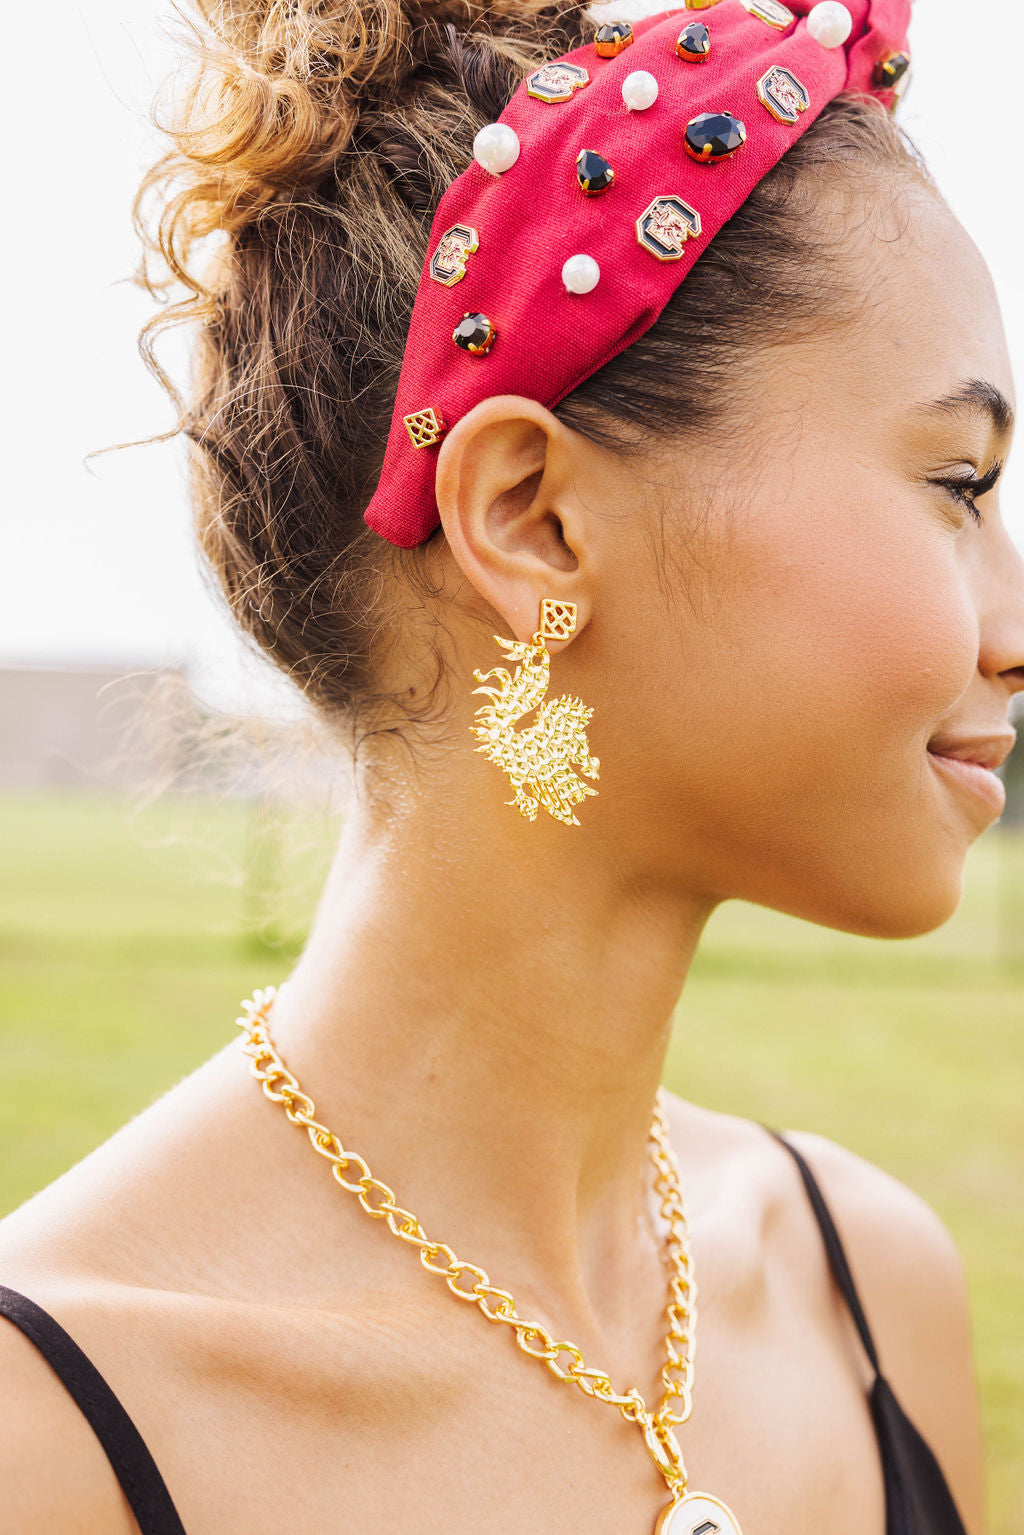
{"left": 621, "top": 69, "right": 659, "bottom": 110}
{"left": 562, "top": 254, "right": 601, "bottom": 294}
{"left": 806, "top": 1, "right": 853, "bottom": 47}
{"left": 472, "top": 122, "right": 521, "bottom": 175}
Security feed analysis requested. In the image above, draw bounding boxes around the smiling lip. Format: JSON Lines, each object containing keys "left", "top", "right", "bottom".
{"left": 927, "top": 750, "right": 1007, "bottom": 816}
{"left": 926, "top": 732, "right": 1016, "bottom": 772}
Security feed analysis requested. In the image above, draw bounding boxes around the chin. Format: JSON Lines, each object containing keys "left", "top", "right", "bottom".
{"left": 743, "top": 839, "right": 969, "bottom": 941}
{"left": 821, "top": 857, "right": 967, "bottom": 941}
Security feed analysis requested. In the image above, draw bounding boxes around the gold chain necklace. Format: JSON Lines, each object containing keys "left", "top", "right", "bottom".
{"left": 234, "top": 985, "right": 744, "bottom": 1535}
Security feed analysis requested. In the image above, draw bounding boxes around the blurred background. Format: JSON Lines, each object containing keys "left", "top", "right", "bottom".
{"left": 1, "top": 0, "right": 1022, "bottom": 1528}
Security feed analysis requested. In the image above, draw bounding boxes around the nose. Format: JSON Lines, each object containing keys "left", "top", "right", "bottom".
{"left": 978, "top": 519, "right": 1024, "bottom": 703}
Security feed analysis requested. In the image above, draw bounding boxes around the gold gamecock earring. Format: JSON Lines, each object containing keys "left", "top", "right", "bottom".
{"left": 469, "top": 597, "right": 599, "bottom": 826}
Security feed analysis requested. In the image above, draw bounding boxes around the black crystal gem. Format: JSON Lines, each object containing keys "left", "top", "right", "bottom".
{"left": 683, "top": 111, "right": 746, "bottom": 162}
{"left": 453, "top": 312, "right": 496, "bottom": 355}
{"left": 875, "top": 49, "right": 910, "bottom": 88}
{"left": 576, "top": 148, "right": 615, "bottom": 195}
{"left": 676, "top": 22, "right": 711, "bottom": 59}
{"left": 594, "top": 20, "right": 634, "bottom": 56}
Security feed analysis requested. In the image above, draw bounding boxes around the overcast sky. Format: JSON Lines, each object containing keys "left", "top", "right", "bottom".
{"left": 2, "top": 0, "right": 1022, "bottom": 714}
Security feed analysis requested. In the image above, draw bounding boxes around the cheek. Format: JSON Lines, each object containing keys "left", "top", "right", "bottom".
{"left": 767, "top": 522, "right": 979, "bottom": 736}
{"left": 662, "top": 487, "right": 980, "bottom": 792}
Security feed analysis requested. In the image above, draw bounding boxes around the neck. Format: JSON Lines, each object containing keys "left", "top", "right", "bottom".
{"left": 264, "top": 773, "right": 718, "bottom": 1335}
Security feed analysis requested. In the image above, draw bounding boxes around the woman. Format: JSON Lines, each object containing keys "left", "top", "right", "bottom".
{"left": 0, "top": 0, "right": 1017, "bottom": 1530}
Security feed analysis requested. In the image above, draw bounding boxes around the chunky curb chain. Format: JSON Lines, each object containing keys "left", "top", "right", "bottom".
{"left": 234, "top": 985, "right": 697, "bottom": 1496}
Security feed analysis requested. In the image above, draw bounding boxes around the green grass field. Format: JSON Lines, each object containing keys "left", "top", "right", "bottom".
{"left": 1, "top": 790, "right": 1021, "bottom": 1529}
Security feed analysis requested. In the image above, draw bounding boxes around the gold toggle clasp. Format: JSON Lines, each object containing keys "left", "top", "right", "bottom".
{"left": 628, "top": 1390, "right": 688, "bottom": 1497}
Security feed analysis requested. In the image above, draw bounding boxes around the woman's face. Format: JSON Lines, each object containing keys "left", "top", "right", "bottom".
{"left": 592, "top": 184, "right": 1024, "bottom": 937}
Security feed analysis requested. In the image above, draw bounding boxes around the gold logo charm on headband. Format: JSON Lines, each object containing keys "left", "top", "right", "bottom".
{"left": 403, "top": 408, "right": 447, "bottom": 449}
{"left": 756, "top": 65, "right": 810, "bottom": 124}
{"left": 429, "top": 224, "right": 479, "bottom": 287}
{"left": 526, "top": 61, "right": 590, "bottom": 103}
{"left": 636, "top": 195, "right": 702, "bottom": 261}
{"left": 740, "top": 0, "right": 795, "bottom": 27}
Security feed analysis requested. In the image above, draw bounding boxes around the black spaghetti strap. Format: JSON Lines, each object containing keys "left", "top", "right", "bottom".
{"left": 0, "top": 1283, "right": 187, "bottom": 1535}
{"left": 758, "top": 1131, "right": 971, "bottom": 1535}
{"left": 759, "top": 1125, "right": 882, "bottom": 1377}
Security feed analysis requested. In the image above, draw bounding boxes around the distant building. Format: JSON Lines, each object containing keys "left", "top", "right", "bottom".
{"left": 0, "top": 662, "right": 194, "bottom": 792}
{"left": 0, "top": 661, "right": 342, "bottom": 804}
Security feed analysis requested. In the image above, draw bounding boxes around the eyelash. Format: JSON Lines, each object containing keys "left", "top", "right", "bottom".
{"left": 934, "top": 459, "right": 1004, "bottom": 525}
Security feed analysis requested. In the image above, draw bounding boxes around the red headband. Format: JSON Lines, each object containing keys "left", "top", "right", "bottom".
{"left": 362, "top": 0, "right": 912, "bottom": 548}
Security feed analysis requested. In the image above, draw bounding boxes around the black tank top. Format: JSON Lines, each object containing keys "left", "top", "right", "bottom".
{"left": 0, "top": 1127, "right": 970, "bottom": 1535}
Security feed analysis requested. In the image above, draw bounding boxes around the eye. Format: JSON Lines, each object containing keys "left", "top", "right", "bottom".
{"left": 932, "top": 458, "right": 1004, "bottom": 525}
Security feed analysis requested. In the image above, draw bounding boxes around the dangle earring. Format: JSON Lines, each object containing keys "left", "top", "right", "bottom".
{"left": 469, "top": 597, "right": 600, "bottom": 826}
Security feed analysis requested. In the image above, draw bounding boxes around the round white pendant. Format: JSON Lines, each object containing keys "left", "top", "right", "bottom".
{"left": 655, "top": 1490, "right": 744, "bottom": 1535}
{"left": 806, "top": 0, "right": 853, "bottom": 47}
{"left": 561, "top": 253, "right": 600, "bottom": 293}
{"left": 622, "top": 68, "right": 659, "bottom": 110}
{"left": 472, "top": 122, "right": 520, "bottom": 175}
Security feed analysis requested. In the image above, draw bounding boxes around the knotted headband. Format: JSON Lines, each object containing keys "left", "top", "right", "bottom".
{"left": 362, "top": 0, "right": 912, "bottom": 548}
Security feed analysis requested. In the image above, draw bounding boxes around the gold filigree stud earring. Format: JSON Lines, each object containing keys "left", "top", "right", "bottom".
{"left": 469, "top": 598, "right": 600, "bottom": 826}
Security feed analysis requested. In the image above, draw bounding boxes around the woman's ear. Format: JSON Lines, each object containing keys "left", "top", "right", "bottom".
{"left": 433, "top": 394, "right": 593, "bottom": 647}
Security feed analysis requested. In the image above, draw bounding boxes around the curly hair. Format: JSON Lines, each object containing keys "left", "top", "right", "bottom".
{"left": 132, "top": 0, "right": 935, "bottom": 759}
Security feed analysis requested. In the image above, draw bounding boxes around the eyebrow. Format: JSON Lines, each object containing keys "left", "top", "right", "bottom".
{"left": 910, "top": 378, "right": 1015, "bottom": 440}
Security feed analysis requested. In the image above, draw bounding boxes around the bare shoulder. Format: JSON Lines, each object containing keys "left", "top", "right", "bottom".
{"left": 775, "top": 1125, "right": 965, "bottom": 1275}
{"left": 767, "top": 1122, "right": 984, "bottom": 1535}
{"left": 660, "top": 1093, "right": 984, "bottom": 1531}
{"left": 662, "top": 1095, "right": 974, "bottom": 1358}
{"left": 0, "top": 1043, "right": 248, "bottom": 1534}
{"left": 775, "top": 1127, "right": 976, "bottom": 1376}
{"left": 0, "top": 1278, "right": 139, "bottom": 1534}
